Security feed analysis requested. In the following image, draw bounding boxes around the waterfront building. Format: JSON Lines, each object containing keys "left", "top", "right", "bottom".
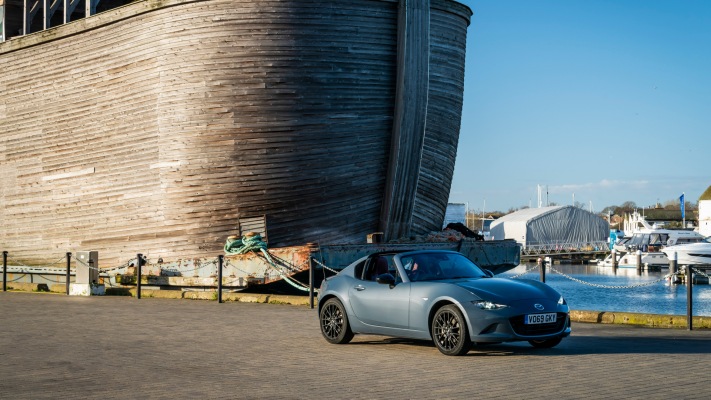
{"left": 699, "top": 186, "right": 711, "bottom": 237}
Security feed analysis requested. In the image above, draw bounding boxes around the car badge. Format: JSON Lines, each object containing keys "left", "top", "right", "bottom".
{"left": 534, "top": 304, "right": 544, "bottom": 310}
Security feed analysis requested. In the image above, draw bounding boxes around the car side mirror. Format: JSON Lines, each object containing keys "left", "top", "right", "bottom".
{"left": 376, "top": 273, "right": 396, "bottom": 288}
{"left": 483, "top": 269, "right": 494, "bottom": 278}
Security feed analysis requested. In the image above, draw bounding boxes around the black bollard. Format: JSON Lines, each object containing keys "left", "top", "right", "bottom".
{"left": 669, "top": 251, "right": 677, "bottom": 276}
{"left": 536, "top": 257, "right": 542, "bottom": 279}
{"left": 611, "top": 249, "right": 618, "bottom": 271}
{"left": 2, "top": 251, "right": 7, "bottom": 292}
{"left": 539, "top": 258, "right": 546, "bottom": 283}
{"left": 309, "top": 257, "right": 315, "bottom": 309}
{"left": 136, "top": 253, "right": 142, "bottom": 300}
{"left": 66, "top": 252, "right": 72, "bottom": 295}
{"left": 89, "top": 259, "right": 96, "bottom": 291}
{"left": 217, "top": 255, "right": 224, "bottom": 304}
{"left": 686, "top": 265, "right": 693, "bottom": 331}
{"left": 636, "top": 250, "right": 642, "bottom": 275}
{"left": 306, "top": 243, "right": 319, "bottom": 309}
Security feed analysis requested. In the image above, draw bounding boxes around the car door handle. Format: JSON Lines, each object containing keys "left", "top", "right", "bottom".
{"left": 354, "top": 285, "right": 366, "bottom": 291}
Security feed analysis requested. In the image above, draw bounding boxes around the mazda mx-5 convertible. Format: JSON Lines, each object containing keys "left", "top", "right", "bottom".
{"left": 317, "top": 250, "right": 570, "bottom": 356}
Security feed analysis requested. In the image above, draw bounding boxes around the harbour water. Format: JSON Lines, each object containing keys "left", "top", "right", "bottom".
{"left": 500, "top": 263, "right": 711, "bottom": 317}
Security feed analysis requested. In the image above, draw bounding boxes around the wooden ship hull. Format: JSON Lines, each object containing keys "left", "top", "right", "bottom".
{"left": 0, "top": 0, "right": 472, "bottom": 267}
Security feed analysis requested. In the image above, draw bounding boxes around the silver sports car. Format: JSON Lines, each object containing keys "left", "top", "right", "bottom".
{"left": 318, "top": 250, "right": 571, "bottom": 356}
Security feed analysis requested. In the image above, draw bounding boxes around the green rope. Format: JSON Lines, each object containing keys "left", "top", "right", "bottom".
{"left": 224, "top": 234, "right": 268, "bottom": 255}
{"left": 223, "top": 234, "right": 312, "bottom": 292}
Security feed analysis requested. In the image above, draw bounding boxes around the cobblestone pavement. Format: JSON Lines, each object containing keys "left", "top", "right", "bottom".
{"left": 1, "top": 292, "right": 710, "bottom": 399}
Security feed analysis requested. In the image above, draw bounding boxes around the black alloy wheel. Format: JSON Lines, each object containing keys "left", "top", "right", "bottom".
{"left": 432, "top": 304, "right": 471, "bottom": 356}
{"left": 320, "top": 298, "right": 354, "bottom": 344}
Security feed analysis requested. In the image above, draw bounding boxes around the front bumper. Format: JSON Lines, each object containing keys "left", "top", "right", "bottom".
{"left": 463, "top": 302, "right": 571, "bottom": 343}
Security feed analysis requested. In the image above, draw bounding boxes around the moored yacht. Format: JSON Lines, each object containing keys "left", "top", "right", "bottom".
{"left": 662, "top": 239, "right": 711, "bottom": 265}
{"left": 601, "top": 223, "right": 706, "bottom": 268}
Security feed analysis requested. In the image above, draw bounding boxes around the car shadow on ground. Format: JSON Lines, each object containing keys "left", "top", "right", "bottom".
{"left": 347, "top": 334, "right": 711, "bottom": 357}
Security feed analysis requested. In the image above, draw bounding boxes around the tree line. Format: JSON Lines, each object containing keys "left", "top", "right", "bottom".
{"left": 468, "top": 198, "right": 697, "bottom": 223}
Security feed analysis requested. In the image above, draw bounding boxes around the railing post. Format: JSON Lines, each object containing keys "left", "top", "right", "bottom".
{"left": 88, "top": 259, "right": 95, "bottom": 285}
{"left": 636, "top": 249, "right": 642, "bottom": 275}
{"left": 306, "top": 243, "right": 319, "bottom": 309}
{"left": 309, "top": 256, "right": 315, "bottom": 309}
{"left": 539, "top": 257, "right": 546, "bottom": 283}
{"left": 686, "top": 265, "right": 693, "bottom": 331}
{"left": 217, "top": 255, "right": 224, "bottom": 304}
{"left": 669, "top": 251, "right": 677, "bottom": 276}
{"left": 2, "top": 251, "right": 7, "bottom": 292}
{"left": 136, "top": 253, "right": 142, "bottom": 300}
{"left": 611, "top": 248, "right": 618, "bottom": 271}
{"left": 65, "top": 252, "right": 72, "bottom": 295}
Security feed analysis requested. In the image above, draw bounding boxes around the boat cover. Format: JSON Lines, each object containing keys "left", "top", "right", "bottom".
{"left": 489, "top": 206, "right": 608, "bottom": 248}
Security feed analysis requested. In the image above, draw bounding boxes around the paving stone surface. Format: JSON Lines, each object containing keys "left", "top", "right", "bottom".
{"left": 1, "top": 292, "right": 710, "bottom": 399}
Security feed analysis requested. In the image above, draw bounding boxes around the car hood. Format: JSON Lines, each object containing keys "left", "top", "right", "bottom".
{"left": 455, "top": 278, "right": 558, "bottom": 302}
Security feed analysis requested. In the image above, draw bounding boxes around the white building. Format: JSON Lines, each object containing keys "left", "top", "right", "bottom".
{"left": 699, "top": 186, "right": 711, "bottom": 237}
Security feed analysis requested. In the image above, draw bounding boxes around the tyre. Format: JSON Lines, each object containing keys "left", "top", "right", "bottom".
{"left": 431, "top": 304, "right": 471, "bottom": 356}
{"left": 320, "top": 298, "right": 354, "bottom": 344}
{"left": 528, "top": 337, "right": 562, "bottom": 348}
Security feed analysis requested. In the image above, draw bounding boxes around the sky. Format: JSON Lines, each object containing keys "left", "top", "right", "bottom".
{"left": 449, "top": 0, "right": 711, "bottom": 214}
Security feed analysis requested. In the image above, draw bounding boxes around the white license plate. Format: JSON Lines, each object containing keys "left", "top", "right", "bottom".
{"left": 525, "top": 313, "right": 557, "bottom": 325}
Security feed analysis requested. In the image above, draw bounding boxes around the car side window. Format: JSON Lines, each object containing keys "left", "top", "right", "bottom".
{"left": 363, "top": 256, "right": 388, "bottom": 281}
{"left": 358, "top": 255, "right": 400, "bottom": 283}
{"left": 354, "top": 260, "right": 366, "bottom": 280}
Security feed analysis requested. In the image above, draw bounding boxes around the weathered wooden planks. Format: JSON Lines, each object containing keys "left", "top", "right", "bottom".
{"left": 379, "top": 0, "right": 430, "bottom": 241}
{"left": 0, "top": 0, "right": 471, "bottom": 267}
{"left": 412, "top": 0, "right": 472, "bottom": 234}
{"left": 380, "top": 0, "right": 472, "bottom": 240}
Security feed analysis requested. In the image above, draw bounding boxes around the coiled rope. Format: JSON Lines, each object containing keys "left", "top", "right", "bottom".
{"left": 225, "top": 233, "right": 311, "bottom": 292}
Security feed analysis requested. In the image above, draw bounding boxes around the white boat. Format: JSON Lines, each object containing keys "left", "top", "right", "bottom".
{"left": 662, "top": 239, "right": 711, "bottom": 265}
{"left": 612, "top": 237, "right": 630, "bottom": 253}
{"left": 601, "top": 212, "right": 706, "bottom": 267}
{"left": 609, "top": 210, "right": 653, "bottom": 253}
{"left": 601, "top": 248, "right": 669, "bottom": 268}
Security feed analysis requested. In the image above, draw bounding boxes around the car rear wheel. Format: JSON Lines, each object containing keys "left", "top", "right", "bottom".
{"left": 528, "top": 337, "right": 562, "bottom": 348}
{"left": 320, "top": 298, "right": 354, "bottom": 344}
{"left": 432, "top": 304, "right": 471, "bottom": 356}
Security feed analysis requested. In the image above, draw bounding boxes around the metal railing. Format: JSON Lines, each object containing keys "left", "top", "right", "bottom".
{"left": 3, "top": 249, "right": 705, "bottom": 328}
{"left": 520, "top": 240, "right": 608, "bottom": 256}
{"left": 512, "top": 258, "right": 704, "bottom": 330}
{"left": 0, "top": 250, "right": 332, "bottom": 309}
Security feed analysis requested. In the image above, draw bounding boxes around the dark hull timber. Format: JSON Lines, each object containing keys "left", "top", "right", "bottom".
{"left": 0, "top": 0, "right": 472, "bottom": 267}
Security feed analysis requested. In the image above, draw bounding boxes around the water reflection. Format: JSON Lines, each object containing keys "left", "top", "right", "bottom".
{"left": 500, "top": 262, "right": 711, "bottom": 317}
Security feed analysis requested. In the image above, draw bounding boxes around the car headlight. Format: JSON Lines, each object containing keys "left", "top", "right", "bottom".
{"left": 472, "top": 300, "right": 508, "bottom": 310}
{"left": 558, "top": 295, "right": 566, "bottom": 306}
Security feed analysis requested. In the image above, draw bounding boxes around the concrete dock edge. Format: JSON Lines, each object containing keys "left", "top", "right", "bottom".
{"left": 569, "top": 309, "right": 711, "bottom": 329}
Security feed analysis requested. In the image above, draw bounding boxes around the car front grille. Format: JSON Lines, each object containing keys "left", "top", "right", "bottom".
{"left": 509, "top": 313, "right": 568, "bottom": 336}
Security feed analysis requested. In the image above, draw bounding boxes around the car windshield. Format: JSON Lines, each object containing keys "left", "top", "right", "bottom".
{"left": 399, "top": 252, "right": 487, "bottom": 282}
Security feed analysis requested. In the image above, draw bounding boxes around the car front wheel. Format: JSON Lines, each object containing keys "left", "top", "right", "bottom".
{"left": 320, "top": 298, "right": 354, "bottom": 344}
{"left": 432, "top": 304, "right": 471, "bottom": 356}
{"left": 528, "top": 337, "right": 562, "bottom": 348}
